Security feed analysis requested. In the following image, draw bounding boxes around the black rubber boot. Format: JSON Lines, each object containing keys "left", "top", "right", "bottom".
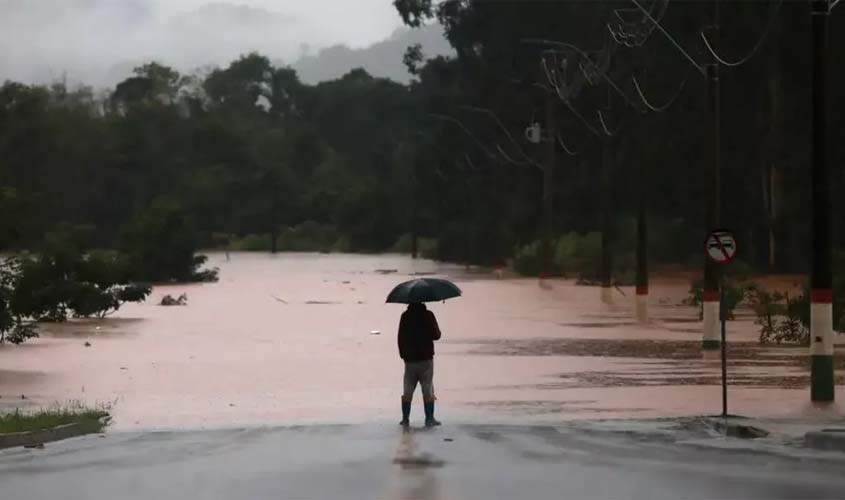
{"left": 424, "top": 401, "right": 441, "bottom": 427}
{"left": 400, "top": 400, "right": 411, "bottom": 426}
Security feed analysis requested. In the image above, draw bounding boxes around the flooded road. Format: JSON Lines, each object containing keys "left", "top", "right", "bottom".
{"left": 0, "top": 253, "right": 841, "bottom": 430}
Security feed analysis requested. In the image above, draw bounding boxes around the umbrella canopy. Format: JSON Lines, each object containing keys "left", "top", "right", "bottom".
{"left": 386, "top": 278, "right": 462, "bottom": 304}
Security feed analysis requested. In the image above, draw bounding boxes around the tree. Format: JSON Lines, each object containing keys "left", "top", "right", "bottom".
{"left": 120, "top": 198, "right": 217, "bottom": 282}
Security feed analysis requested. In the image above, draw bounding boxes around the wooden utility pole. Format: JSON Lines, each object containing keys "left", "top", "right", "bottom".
{"left": 634, "top": 67, "right": 649, "bottom": 322}
{"left": 542, "top": 55, "right": 558, "bottom": 279}
{"left": 600, "top": 82, "right": 615, "bottom": 304}
{"left": 636, "top": 156, "right": 649, "bottom": 321}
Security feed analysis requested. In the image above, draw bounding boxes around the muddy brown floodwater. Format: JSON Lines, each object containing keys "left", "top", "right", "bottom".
{"left": 1, "top": 253, "right": 843, "bottom": 430}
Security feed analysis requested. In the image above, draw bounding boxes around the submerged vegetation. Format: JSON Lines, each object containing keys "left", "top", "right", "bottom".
{"left": 0, "top": 226, "right": 163, "bottom": 344}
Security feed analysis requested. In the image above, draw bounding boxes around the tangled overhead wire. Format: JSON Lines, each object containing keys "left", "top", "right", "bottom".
{"left": 427, "top": 112, "right": 544, "bottom": 171}
{"left": 607, "top": 0, "right": 670, "bottom": 48}
{"left": 628, "top": 0, "right": 705, "bottom": 75}
{"left": 460, "top": 105, "right": 542, "bottom": 169}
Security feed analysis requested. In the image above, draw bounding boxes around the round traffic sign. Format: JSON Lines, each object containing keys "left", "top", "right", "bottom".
{"left": 706, "top": 230, "right": 737, "bottom": 264}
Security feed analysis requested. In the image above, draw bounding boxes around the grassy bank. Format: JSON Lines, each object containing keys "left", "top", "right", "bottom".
{"left": 0, "top": 407, "right": 110, "bottom": 435}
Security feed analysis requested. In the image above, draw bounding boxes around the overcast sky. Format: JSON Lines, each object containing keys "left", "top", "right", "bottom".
{"left": 0, "top": 0, "right": 406, "bottom": 87}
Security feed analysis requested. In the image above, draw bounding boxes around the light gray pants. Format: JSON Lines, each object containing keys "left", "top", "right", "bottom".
{"left": 403, "top": 360, "right": 435, "bottom": 402}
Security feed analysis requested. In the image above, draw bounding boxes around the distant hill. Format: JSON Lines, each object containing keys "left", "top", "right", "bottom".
{"left": 291, "top": 24, "right": 454, "bottom": 84}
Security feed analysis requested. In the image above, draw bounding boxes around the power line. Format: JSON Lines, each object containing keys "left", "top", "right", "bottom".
{"left": 597, "top": 109, "right": 623, "bottom": 137}
{"left": 632, "top": 68, "right": 690, "bottom": 112}
{"left": 558, "top": 134, "right": 579, "bottom": 156}
{"left": 700, "top": 0, "right": 783, "bottom": 68}
{"left": 628, "top": 0, "right": 706, "bottom": 76}
{"left": 460, "top": 106, "right": 542, "bottom": 169}
{"left": 427, "top": 113, "right": 498, "bottom": 161}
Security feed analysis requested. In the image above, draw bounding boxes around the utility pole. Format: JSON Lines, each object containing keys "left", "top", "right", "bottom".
{"left": 634, "top": 66, "right": 649, "bottom": 322}
{"left": 702, "top": 0, "right": 722, "bottom": 350}
{"left": 542, "top": 55, "right": 558, "bottom": 279}
{"left": 810, "top": 0, "right": 834, "bottom": 403}
{"left": 600, "top": 86, "right": 615, "bottom": 304}
{"left": 636, "top": 152, "right": 649, "bottom": 322}
{"left": 600, "top": 141, "right": 614, "bottom": 303}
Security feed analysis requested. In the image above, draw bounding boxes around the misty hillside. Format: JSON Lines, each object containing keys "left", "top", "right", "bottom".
{"left": 0, "top": 0, "right": 414, "bottom": 88}
{"left": 291, "top": 24, "right": 454, "bottom": 84}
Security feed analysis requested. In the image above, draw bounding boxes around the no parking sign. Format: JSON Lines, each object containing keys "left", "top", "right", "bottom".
{"left": 706, "top": 230, "right": 737, "bottom": 264}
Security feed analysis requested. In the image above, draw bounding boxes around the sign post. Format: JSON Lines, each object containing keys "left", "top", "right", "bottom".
{"left": 705, "top": 229, "right": 737, "bottom": 418}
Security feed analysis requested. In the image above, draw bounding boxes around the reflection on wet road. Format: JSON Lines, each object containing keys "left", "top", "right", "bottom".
{"left": 2, "top": 423, "right": 845, "bottom": 499}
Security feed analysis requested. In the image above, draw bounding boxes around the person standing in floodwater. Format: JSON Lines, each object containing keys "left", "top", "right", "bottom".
{"left": 398, "top": 302, "right": 442, "bottom": 427}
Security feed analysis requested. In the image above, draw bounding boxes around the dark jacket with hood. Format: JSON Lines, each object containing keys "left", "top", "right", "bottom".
{"left": 397, "top": 303, "right": 441, "bottom": 362}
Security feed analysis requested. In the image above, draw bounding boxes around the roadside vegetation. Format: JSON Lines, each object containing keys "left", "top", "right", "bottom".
{"left": 682, "top": 259, "right": 845, "bottom": 346}
{"left": 0, "top": 405, "right": 110, "bottom": 435}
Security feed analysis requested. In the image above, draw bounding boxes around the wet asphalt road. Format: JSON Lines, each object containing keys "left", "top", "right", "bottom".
{"left": 1, "top": 422, "right": 844, "bottom": 500}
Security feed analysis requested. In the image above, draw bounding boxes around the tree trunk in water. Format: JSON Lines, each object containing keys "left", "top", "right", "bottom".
{"left": 270, "top": 228, "right": 278, "bottom": 254}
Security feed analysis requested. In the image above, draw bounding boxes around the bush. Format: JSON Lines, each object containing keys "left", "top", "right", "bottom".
{"left": 11, "top": 253, "right": 153, "bottom": 322}
{"left": 570, "top": 231, "right": 603, "bottom": 279}
{"left": 749, "top": 278, "right": 845, "bottom": 345}
{"left": 331, "top": 236, "right": 352, "bottom": 253}
{"left": 121, "top": 198, "right": 217, "bottom": 282}
{"left": 513, "top": 240, "right": 544, "bottom": 276}
{"left": 685, "top": 279, "right": 750, "bottom": 320}
{"left": 276, "top": 221, "right": 339, "bottom": 252}
{"left": 514, "top": 231, "right": 620, "bottom": 281}
{"left": 748, "top": 286, "right": 809, "bottom": 345}
{"left": 4, "top": 322, "right": 38, "bottom": 345}
{"left": 2, "top": 226, "right": 156, "bottom": 332}
{"left": 66, "top": 282, "right": 152, "bottom": 319}
{"left": 390, "top": 234, "right": 441, "bottom": 260}
{"left": 0, "top": 258, "right": 39, "bottom": 345}
{"left": 231, "top": 234, "right": 272, "bottom": 252}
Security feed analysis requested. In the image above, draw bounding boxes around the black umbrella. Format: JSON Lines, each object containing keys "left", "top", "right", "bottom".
{"left": 386, "top": 278, "right": 462, "bottom": 304}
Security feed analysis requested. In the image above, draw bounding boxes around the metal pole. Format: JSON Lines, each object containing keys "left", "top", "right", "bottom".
{"left": 810, "top": 0, "right": 834, "bottom": 403}
{"left": 543, "top": 65, "right": 558, "bottom": 279}
{"left": 702, "top": 0, "right": 721, "bottom": 350}
{"left": 720, "top": 273, "right": 728, "bottom": 417}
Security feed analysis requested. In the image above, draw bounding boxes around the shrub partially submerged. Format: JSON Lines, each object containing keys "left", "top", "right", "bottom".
{"left": 514, "top": 231, "right": 633, "bottom": 283}
{"left": 11, "top": 251, "right": 152, "bottom": 323}
{"left": 0, "top": 259, "right": 38, "bottom": 345}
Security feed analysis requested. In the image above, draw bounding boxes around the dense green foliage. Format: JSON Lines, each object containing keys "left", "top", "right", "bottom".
{"left": 1, "top": 2, "right": 844, "bottom": 280}
{"left": 392, "top": 0, "right": 845, "bottom": 274}
{"left": 0, "top": 226, "right": 154, "bottom": 344}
